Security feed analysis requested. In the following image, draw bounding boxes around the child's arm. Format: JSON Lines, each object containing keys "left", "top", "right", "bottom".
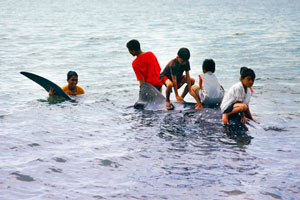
{"left": 138, "top": 78, "right": 145, "bottom": 86}
{"left": 171, "top": 74, "right": 183, "bottom": 103}
{"left": 219, "top": 85, "right": 225, "bottom": 105}
{"left": 245, "top": 106, "right": 259, "bottom": 123}
{"left": 49, "top": 87, "right": 54, "bottom": 96}
{"left": 240, "top": 112, "right": 249, "bottom": 123}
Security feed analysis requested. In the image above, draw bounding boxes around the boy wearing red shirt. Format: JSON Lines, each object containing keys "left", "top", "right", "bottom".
{"left": 126, "top": 39, "right": 163, "bottom": 91}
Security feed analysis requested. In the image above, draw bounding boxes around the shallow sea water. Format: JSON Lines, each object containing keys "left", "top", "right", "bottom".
{"left": 1, "top": 0, "right": 300, "bottom": 199}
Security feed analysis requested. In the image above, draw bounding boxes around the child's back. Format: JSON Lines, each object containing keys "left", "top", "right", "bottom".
{"left": 199, "top": 71, "right": 223, "bottom": 105}
{"left": 191, "top": 59, "right": 223, "bottom": 109}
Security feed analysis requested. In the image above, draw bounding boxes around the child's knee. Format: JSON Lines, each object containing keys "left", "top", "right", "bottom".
{"left": 191, "top": 84, "right": 198, "bottom": 91}
{"left": 241, "top": 104, "right": 248, "bottom": 111}
{"left": 166, "top": 81, "right": 173, "bottom": 88}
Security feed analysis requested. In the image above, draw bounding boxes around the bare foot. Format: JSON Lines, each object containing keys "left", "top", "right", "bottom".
{"left": 176, "top": 96, "right": 184, "bottom": 103}
{"left": 222, "top": 114, "right": 229, "bottom": 124}
{"left": 195, "top": 103, "right": 203, "bottom": 110}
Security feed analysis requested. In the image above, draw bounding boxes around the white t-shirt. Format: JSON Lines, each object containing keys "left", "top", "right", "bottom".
{"left": 220, "top": 81, "right": 252, "bottom": 113}
{"left": 199, "top": 72, "right": 224, "bottom": 105}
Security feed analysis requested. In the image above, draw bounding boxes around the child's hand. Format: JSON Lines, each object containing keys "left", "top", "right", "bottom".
{"left": 176, "top": 96, "right": 184, "bottom": 103}
{"left": 195, "top": 103, "right": 203, "bottom": 109}
{"left": 241, "top": 116, "right": 249, "bottom": 123}
{"left": 251, "top": 119, "right": 260, "bottom": 124}
{"left": 49, "top": 87, "right": 54, "bottom": 96}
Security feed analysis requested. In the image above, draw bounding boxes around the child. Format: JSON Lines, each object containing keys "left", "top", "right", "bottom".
{"left": 126, "top": 39, "right": 163, "bottom": 91}
{"left": 190, "top": 59, "right": 224, "bottom": 109}
{"left": 160, "top": 48, "right": 195, "bottom": 110}
{"left": 49, "top": 71, "right": 84, "bottom": 96}
{"left": 221, "top": 67, "right": 256, "bottom": 124}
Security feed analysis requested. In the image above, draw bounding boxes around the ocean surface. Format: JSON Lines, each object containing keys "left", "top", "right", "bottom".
{"left": 1, "top": 0, "right": 300, "bottom": 199}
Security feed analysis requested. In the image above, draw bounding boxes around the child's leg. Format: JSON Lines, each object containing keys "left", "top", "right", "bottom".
{"left": 190, "top": 85, "right": 203, "bottom": 109}
{"left": 180, "top": 76, "right": 195, "bottom": 99}
{"left": 165, "top": 79, "right": 174, "bottom": 110}
{"left": 223, "top": 103, "right": 248, "bottom": 124}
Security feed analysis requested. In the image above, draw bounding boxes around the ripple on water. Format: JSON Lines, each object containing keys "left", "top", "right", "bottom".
{"left": 11, "top": 172, "right": 35, "bottom": 182}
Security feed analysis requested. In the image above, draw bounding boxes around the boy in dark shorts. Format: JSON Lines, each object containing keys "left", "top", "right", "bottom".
{"left": 126, "top": 39, "right": 163, "bottom": 91}
{"left": 160, "top": 48, "right": 195, "bottom": 110}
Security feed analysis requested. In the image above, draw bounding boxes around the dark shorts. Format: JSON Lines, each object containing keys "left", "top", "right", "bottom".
{"left": 161, "top": 75, "right": 186, "bottom": 88}
{"left": 154, "top": 85, "right": 162, "bottom": 91}
{"left": 223, "top": 103, "right": 235, "bottom": 114}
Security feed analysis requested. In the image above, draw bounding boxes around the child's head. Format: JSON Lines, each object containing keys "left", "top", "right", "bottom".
{"left": 67, "top": 71, "right": 78, "bottom": 89}
{"left": 202, "top": 59, "right": 215, "bottom": 73}
{"left": 127, "top": 39, "right": 141, "bottom": 56}
{"left": 240, "top": 67, "right": 255, "bottom": 88}
{"left": 177, "top": 48, "right": 190, "bottom": 65}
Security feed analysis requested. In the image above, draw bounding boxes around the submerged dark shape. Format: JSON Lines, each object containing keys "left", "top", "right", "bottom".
{"left": 222, "top": 114, "right": 253, "bottom": 145}
{"left": 20, "top": 71, "right": 71, "bottom": 100}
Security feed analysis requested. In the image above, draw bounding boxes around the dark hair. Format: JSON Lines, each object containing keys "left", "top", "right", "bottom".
{"left": 177, "top": 48, "right": 190, "bottom": 61}
{"left": 202, "top": 59, "right": 215, "bottom": 73}
{"left": 126, "top": 39, "right": 141, "bottom": 51}
{"left": 67, "top": 71, "right": 78, "bottom": 80}
{"left": 240, "top": 67, "right": 248, "bottom": 75}
{"left": 240, "top": 67, "right": 255, "bottom": 80}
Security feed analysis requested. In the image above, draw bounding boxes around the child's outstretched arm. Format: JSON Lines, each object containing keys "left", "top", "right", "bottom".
{"left": 171, "top": 74, "right": 183, "bottom": 103}
{"left": 245, "top": 106, "right": 259, "bottom": 123}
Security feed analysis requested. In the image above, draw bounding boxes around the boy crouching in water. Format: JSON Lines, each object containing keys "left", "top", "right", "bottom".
{"left": 190, "top": 59, "right": 224, "bottom": 109}
{"left": 220, "top": 67, "right": 256, "bottom": 125}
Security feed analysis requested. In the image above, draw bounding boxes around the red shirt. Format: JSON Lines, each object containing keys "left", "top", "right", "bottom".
{"left": 132, "top": 52, "right": 163, "bottom": 86}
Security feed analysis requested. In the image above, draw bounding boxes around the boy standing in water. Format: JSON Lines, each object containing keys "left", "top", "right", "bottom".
{"left": 126, "top": 39, "right": 163, "bottom": 91}
{"left": 160, "top": 48, "right": 195, "bottom": 110}
{"left": 49, "top": 71, "right": 84, "bottom": 96}
{"left": 190, "top": 59, "right": 224, "bottom": 109}
{"left": 221, "top": 67, "right": 256, "bottom": 124}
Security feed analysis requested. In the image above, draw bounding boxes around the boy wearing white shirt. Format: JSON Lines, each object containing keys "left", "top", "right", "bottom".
{"left": 190, "top": 59, "right": 224, "bottom": 109}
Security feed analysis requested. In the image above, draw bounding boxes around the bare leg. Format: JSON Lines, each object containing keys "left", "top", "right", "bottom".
{"left": 190, "top": 85, "right": 203, "bottom": 109}
{"left": 165, "top": 79, "right": 174, "bottom": 110}
{"left": 180, "top": 77, "right": 195, "bottom": 99}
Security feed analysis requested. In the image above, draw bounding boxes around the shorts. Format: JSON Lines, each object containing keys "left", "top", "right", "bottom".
{"left": 193, "top": 86, "right": 221, "bottom": 107}
{"left": 161, "top": 75, "right": 186, "bottom": 88}
{"left": 154, "top": 85, "right": 162, "bottom": 91}
{"left": 223, "top": 103, "right": 235, "bottom": 114}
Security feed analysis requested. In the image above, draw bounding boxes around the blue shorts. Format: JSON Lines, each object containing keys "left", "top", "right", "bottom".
{"left": 154, "top": 85, "right": 162, "bottom": 91}
{"left": 223, "top": 103, "right": 235, "bottom": 114}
